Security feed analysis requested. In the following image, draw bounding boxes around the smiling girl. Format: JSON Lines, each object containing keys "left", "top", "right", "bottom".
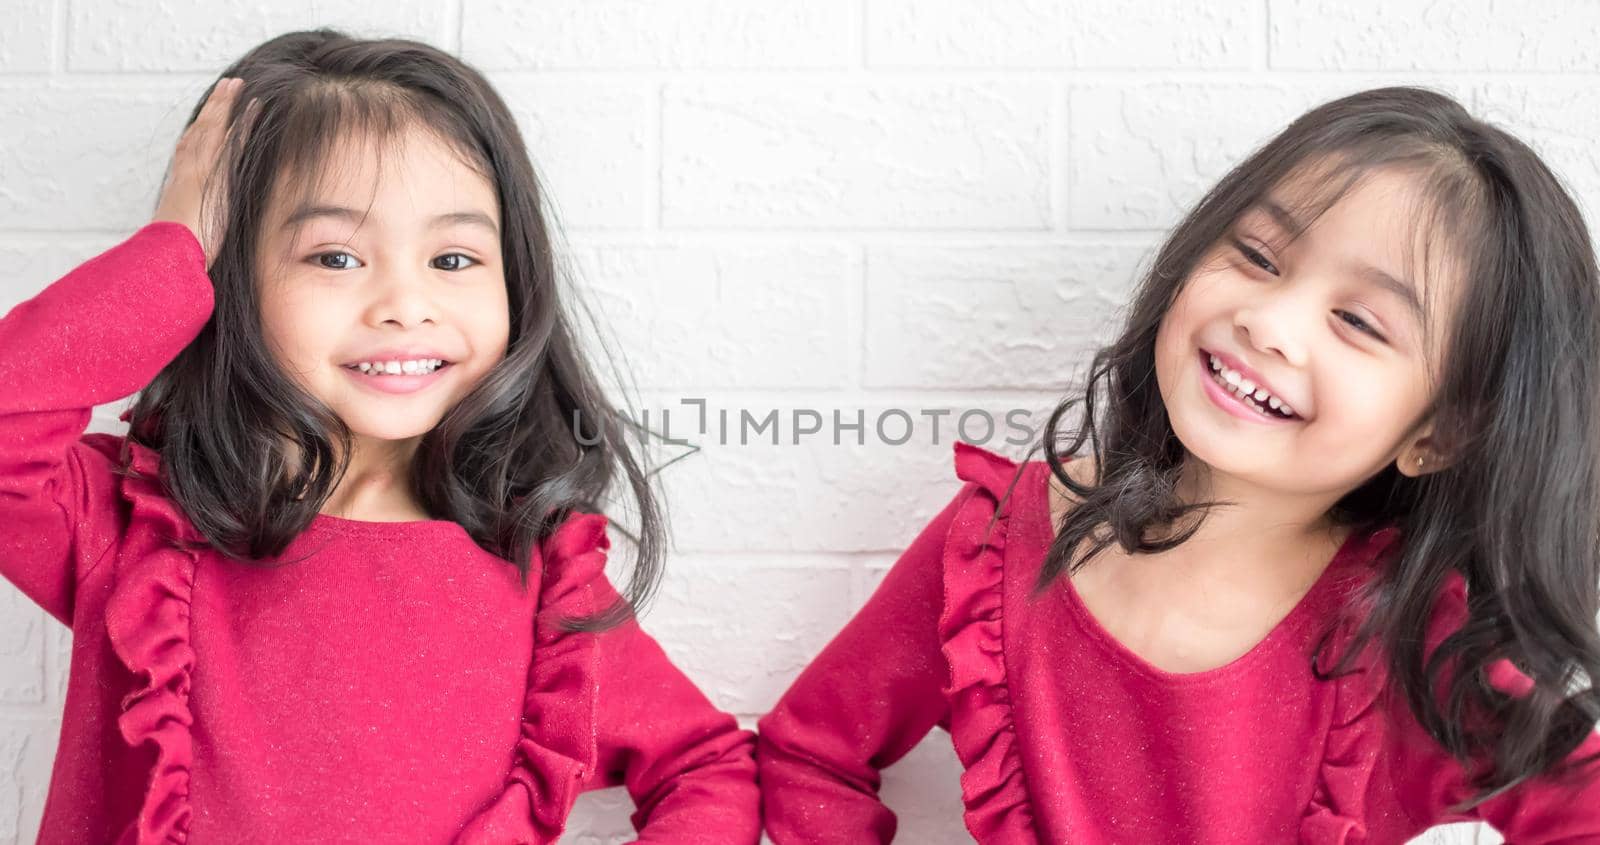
{"left": 758, "top": 86, "right": 1600, "bottom": 842}
{"left": 0, "top": 30, "right": 757, "bottom": 843}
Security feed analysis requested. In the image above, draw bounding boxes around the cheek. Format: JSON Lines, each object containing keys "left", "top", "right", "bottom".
{"left": 1156, "top": 280, "right": 1213, "bottom": 357}
{"left": 464, "top": 286, "right": 511, "bottom": 361}
{"left": 1318, "top": 366, "right": 1425, "bottom": 438}
{"left": 1176, "top": 266, "right": 1235, "bottom": 313}
{"left": 258, "top": 285, "right": 336, "bottom": 371}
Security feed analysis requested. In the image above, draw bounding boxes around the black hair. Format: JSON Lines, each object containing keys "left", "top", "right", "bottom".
{"left": 125, "top": 29, "right": 663, "bottom": 630}
{"left": 1009, "top": 86, "right": 1600, "bottom": 808}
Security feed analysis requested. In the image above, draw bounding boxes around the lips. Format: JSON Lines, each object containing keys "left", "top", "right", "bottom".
{"left": 338, "top": 347, "right": 454, "bottom": 368}
{"left": 340, "top": 361, "right": 451, "bottom": 395}
{"left": 1199, "top": 347, "right": 1303, "bottom": 418}
{"left": 1197, "top": 349, "right": 1301, "bottom": 423}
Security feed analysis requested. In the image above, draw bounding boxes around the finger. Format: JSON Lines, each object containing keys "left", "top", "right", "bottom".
{"left": 243, "top": 96, "right": 261, "bottom": 128}
{"left": 191, "top": 80, "right": 243, "bottom": 150}
{"left": 202, "top": 79, "right": 233, "bottom": 111}
{"left": 235, "top": 96, "right": 261, "bottom": 146}
{"left": 197, "top": 78, "right": 241, "bottom": 126}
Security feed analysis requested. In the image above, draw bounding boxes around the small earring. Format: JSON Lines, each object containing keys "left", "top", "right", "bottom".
{"left": 1415, "top": 455, "right": 1425, "bottom": 468}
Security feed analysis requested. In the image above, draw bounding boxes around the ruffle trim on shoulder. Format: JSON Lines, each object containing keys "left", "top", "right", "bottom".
{"left": 1299, "top": 527, "right": 1408, "bottom": 844}
{"left": 455, "top": 510, "right": 611, "bottom": 844}
{"left": 1300, "top": 606, "right": 1388, "bottom": 844}
{"left": 105, "top": 436, "right": 206, "bottom": 844}
{"left": 937, "top": 441, "right": 1039, "bottom": 843}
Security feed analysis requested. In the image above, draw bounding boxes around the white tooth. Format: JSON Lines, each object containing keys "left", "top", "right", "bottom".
{"left": 1268, "top": 396, "right": 1283, "bottom": 410}
{"left": 384, "top": 361, "right": 402, "bottom": 374}
{"left": 358, "top": 363, "right": 370, "bottom": 373}
{"left": 1238, "top": 378, "right": 1255, "bottom": 394}
{"left": 402, "top": 360, "right": 419, "bottom": 374}
{"left": 1223, "top": 370, "right": 1241, "bottom": 386}
{"left": 1252, "top": 388, "right": 1270, "bottom": 401}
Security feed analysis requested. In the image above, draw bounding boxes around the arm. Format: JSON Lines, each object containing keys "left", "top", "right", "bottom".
{"left": 1391, "top": 676, "right": 1600, "bottom": 840}
{"left": 587, "top": 613, "right": 761, "bottom": 844}
{"left": 0, "top": 221, "right": 212, "bottom": 624}
{"left": 756, "top": 484, "right": 968, "bottom": 844}
{"left": 1391, "top": 575, "right": 1600, "bottom": 840}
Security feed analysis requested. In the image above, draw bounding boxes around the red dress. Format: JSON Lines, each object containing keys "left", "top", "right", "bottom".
{"left": 0, "top": 222, "right": 759, "bottom": 844}
{"left": 758, "top": 440, "right": 1600, "bottom": 843}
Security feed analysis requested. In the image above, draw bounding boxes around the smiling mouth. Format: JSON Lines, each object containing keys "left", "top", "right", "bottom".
{"left": 340, "top": 360, "right": 452, "bottom": 377}
{"left": 1198, "top": 349, "right": 1301, "bottom": 421}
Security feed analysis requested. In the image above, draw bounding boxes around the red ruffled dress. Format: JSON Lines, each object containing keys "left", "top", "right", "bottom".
{"left": 758, "top": 441, "right": 1600, "bottom": 843}
{"left": 0, "top": 222, "right": 759, "bottom": 844}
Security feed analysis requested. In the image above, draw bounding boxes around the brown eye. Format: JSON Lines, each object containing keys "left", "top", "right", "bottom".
{"left": 313, "top": 251, "right": 361, "bottom": 270}
{"left": 431, "top": 253, "right": 479, "bottom": 271}
{"left": 1230, "top": 239, "right": 1279, "bottom": 275}
{"left": 1336, "top": 310, "right": 1387, "bottom": 343}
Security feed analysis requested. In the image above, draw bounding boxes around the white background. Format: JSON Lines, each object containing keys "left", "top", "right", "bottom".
{"left": 5, "top": 0, "right": 1599, "bottom": 842}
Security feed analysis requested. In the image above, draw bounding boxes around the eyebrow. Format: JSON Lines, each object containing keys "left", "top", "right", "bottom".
{"left": 1254, "top": 198, "right": 1426, "bottom": 324}
{"left": 281, "top": 204, "right": 500, "bottom": 237}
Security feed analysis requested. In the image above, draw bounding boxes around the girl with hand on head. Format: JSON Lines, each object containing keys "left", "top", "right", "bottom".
{"left": 758, "top": 86, "right": 1600, "bottom": 843}
{"left": 0, "top": 29, "right": 757, "bottom": 844}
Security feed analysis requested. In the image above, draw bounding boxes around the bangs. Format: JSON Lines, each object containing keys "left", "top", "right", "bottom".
{"left": 256, "top": 81, "right": 494, "bottom": 269}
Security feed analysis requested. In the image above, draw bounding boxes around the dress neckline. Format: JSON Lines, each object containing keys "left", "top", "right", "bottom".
{"left": 309, "top": 511, "right": 468, "bottom": 537}
{"left": 1026, "top": 460, "right": 1368, "bottom": 685}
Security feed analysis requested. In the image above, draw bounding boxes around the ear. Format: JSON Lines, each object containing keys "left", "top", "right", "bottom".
{"left": 1395, "top": 427, "right": 1455, "bottom": 478}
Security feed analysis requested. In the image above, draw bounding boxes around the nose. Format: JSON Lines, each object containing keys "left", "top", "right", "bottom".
{"left": 366, "top": 271, "right": 438, "bottom": 329}
{"left": 1233, "top": 284, "right": 1312, "bottom": 367}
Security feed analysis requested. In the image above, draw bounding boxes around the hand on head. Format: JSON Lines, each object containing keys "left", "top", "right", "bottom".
{"left": 152, "top": 76, "right": 260, "bottom": 267}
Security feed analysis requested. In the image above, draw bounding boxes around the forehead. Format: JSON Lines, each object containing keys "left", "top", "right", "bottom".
{"left": 263, "top": 125, "right": 498, "bottom": 231}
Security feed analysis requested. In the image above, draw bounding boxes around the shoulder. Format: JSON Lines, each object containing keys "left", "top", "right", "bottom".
{"left": 952, "top": 440, "right": 1091, "bottom": 533}
{"left": 941, "top": 440, "right": 1060, "bottom": 601}
{"left": 1326, "top": 565, "right": 1533, "bottom": 727}
{"left": 66, "top": 431, "right": 128, "bottom": 512}
{"left": 540, "top": 507, "right": 611, "bottom": 564}
{"left": 951, "top": 440, "right": 1082, "bottom": 517}
{"left": 536, "top": 508, "right": 612, "bottom": 593}
{"left": 952, "top": 440, "right": 1025, "bottom": 495}
{"left": 79, "top": 431, "right": 124, "bottom": 464}
{"left": 533, "top": 508, "right": 625, "bottom": 631}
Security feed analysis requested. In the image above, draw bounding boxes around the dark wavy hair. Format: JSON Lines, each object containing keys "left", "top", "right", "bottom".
{"left": 997, "top": 86, "right": 1600, "bottom": 808}
{"left": 124, "top": 29, "right": 663, "bottom": 629}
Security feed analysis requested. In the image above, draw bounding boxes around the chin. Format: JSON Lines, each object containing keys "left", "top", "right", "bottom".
{"left": 339, "top": 412, "right": 442, "bottom": 444}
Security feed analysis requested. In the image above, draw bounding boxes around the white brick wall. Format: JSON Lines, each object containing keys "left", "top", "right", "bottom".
{"left": 3, "top": 1, "right": 1595, "bottom": 842}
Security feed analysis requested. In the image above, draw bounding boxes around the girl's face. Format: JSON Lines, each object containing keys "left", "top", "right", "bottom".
{"left": 1154, "top": 166, "right": 1459, "bottom": 498}
{"left": 255, "top": 126, "right": 510, "bottom": 452}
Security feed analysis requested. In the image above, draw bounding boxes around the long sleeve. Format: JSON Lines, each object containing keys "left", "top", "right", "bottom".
{"left": 587, "top": 610, "right": 761, "bottom": 843}
{"left": 1390, "top": 575, "right": 1600, "bottom": 840}
{"left": 460, "top": 508, "right": 761, "bottom": 844}
{"left": 757, "top": 483, "right": 969, "bottom": 844}
{"left": 0, "top": 221, "right": 212, "bottom": 625}
{"left": 1398, "top": 691, "right": 1600, "bottom": 840}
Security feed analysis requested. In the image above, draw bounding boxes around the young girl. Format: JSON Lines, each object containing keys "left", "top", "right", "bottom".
{"left": 758, "top": 86, "right": 1600, "bottom": 842}
{"left": 0, "top": 30, "right": 757, "bottom": 844}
